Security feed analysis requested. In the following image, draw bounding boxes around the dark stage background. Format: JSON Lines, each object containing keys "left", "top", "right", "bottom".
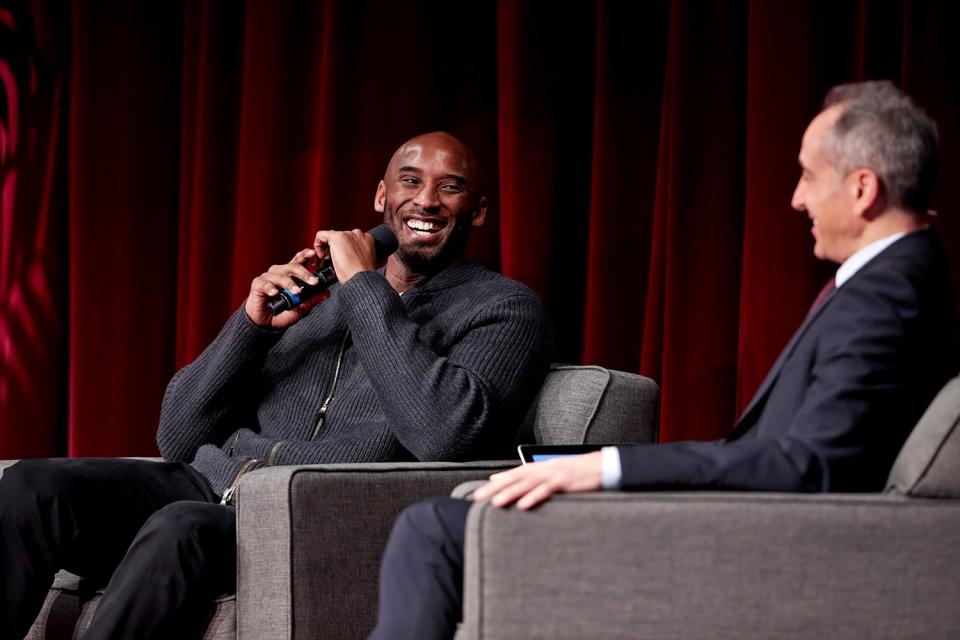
{"left": 1, "top": 0, "right": 958, "bottom": 458}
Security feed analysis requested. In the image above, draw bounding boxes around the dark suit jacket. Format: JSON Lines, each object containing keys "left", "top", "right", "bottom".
{"left": 619, "top": 228, "right": 959, "bottom": 492}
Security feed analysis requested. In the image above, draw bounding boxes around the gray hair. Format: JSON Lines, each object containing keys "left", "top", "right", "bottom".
{"left": 821, "top": 80, "right": 939, "bottom": 214}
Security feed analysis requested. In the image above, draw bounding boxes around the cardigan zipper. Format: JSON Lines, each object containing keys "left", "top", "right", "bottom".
{"left": 310, "top": 330, "right": 350, "bottom": 441}
{"left": 226, "top": 432, "right": 241, "bottom": 456}
{"left": 220, "top": 457, "right": 259, "bottom": 505}
{"left": 266, "top": 440, "right": 284, "bottom": 465}
{"left": 220, "top": 440, "right": 284, "bottom": 505}
{"left": 220, "top": 330, "right": 350, "bottom": 504}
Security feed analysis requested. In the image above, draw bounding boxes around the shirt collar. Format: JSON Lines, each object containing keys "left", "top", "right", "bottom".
{"left": 835, "top": 231, "right": 909, "bottom": 288}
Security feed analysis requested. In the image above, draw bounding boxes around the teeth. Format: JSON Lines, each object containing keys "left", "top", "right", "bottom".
{"left": 406, "top": 219, "right": 440, "bottom": 232}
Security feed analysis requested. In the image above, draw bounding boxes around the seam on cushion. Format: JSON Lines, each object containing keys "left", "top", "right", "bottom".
{"left": 475, "top": 503, "right": 487, "bottom": 640}
{"left": 551, "top": 492, "right": 956, "bottom": 508}
{"left": 287, "top": 468, "right": 298, "bottom": 640}
{"left": 285, "top": 462, "right": 516, "bottom": 475}
{"left": 235, "top": 485, "right": 244, "bottom": 639}
{"left": 905, "top": 412, "right": 960, "bottom": 496}
{"left": 576, "top": 367, "right": 612, "bottom": 444}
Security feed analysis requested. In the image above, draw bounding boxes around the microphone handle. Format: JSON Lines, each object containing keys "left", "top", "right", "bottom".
{"left": 266, "top": 263, "right": 338, "bottom": 315}
{"left": 265, "top": 224, "right": 398, "bottom": 316}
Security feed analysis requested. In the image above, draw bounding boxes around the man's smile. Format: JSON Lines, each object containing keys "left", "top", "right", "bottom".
{"left": 401, "top": 215, "right": 447, "bottom": 241}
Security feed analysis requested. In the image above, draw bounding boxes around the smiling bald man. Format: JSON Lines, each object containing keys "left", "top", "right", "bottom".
{"left": 0, "top": 132, "right": 552, "bottom": 639}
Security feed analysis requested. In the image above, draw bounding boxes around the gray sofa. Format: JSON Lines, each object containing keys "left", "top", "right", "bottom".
{"left": 6, "top": 364, "right": 659, "bottom": 639}
{"left": 455, "top": 375, "right": 960, "bottom": 639}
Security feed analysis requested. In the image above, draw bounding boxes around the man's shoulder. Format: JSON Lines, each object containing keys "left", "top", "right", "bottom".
{"left": 434, "top": 261, "right": 543, "bottom": 302}
{"left": 414, "top": 263, "right": 548, "bottom": 335}
{"left": 870, "top": 227, "right": 947, "bottom": 271}
{"left": 847, "top": 228, "right": 951, "bottom": 294}
{"left": 820, "top": 229, "right": 955, "bottom": 341}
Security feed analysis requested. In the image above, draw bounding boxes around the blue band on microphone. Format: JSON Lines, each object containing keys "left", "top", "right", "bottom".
{"left": 283, "top": 290, "right": 301, "bottom": 307}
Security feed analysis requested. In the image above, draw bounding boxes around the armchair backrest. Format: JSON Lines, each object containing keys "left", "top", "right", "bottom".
{"left": 887, "top": 375, "right": 960, "bottom": 498}
{"left": 516, "top": 365, "right": 660, "bottom": 446}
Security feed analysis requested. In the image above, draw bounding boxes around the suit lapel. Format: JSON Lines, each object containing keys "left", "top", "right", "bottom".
{"left": 728, "top": 286, "right": 838, "bottom": 439}
{"left": 726, "top": 229, "right": 936, "bottom": 441}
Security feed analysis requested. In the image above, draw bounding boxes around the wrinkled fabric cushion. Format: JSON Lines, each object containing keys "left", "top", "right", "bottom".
{"left": 517, "top": 365, "right": 659, "bottom": 446}
{"left": 887, "top": 376, "right": 960, "bottom": 498}
{"left": 25, "top": 572, "right": 235, "bottom": 640}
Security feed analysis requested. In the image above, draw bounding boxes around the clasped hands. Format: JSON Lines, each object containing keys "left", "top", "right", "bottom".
{"left": 245, "top": 229, "right": 377, "bottom": 329}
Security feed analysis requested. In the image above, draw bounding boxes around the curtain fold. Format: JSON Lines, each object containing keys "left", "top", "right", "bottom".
{"left": 581, "top": 0, "right": 668, "bottom": 375}
{"left": 176, "top": 0, "right": 245, "bottom": 366}
{"left": 496, "top": 0, "right": 597, "bottom": 361}
{"left": 1, "top": 0, "right": 958, "bottom": 458}
{"left": 0, "top": 0, "right": 68, "bottom": 457}
{"left": 66, "top": 0, "right": 182, "bottom": 455}
{"left": 639, "top": 0, "right": 748, "bottom": 441}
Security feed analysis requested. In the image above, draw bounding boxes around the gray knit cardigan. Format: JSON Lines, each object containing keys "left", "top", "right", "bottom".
{"left": 157, "top": 261, "right": 552, "bottom": 496}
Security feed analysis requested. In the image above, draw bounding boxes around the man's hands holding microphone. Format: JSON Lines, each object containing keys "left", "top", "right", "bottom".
{"left": 243, "top": 224, "right": 601, "bottom": 510}
{"left": 244, "top": 229, "right": 377, "bottom": 329}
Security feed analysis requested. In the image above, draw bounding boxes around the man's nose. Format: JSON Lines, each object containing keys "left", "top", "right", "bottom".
{"left": 414, "top": 184, "right": 441, "bottom": 210}
{"left": 791, "top": 180, "right": 806, "bottom": 211}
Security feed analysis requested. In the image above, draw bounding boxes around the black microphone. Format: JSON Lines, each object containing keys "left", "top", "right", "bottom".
{"left": 266, "top": 224, "right": 399, "bottom": 315}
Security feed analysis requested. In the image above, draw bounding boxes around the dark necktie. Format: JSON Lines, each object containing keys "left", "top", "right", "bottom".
{"left": 731, "top": 275, "right": 839, "bottom": 436}
{"left": 808, "top": 277, "right": 836, "bottom": 316}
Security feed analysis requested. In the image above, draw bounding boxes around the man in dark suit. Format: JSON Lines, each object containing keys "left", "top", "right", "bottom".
{"left": 368, "top": 81, "right": 959, "bottom": 639}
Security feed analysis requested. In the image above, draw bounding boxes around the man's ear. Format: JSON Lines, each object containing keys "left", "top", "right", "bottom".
{"left": 471, "top": 196, "right": 488, "bottom": 227}
{"left": 850, "top": 168, "right": 880, "bottom": 217}
{"left": 374, "top": 181, "right": 386, "bottom": 213}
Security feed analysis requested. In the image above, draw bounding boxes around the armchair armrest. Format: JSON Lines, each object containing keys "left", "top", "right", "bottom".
{"left": 235, "top": 460, "right": 515, "bottom": 640}
{"left": 461, "top": 492, "right": 960, "bottom": 639}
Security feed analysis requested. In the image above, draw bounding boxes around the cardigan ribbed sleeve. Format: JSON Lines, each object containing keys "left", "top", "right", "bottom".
{"left": 306, "top": 270, "right": 550, "bottom": 461}
{"left": 156, "top": 261, "right": 552, "bottom": 493}
{"left": 156, "top": 309, "right": 284, "bottom": 463}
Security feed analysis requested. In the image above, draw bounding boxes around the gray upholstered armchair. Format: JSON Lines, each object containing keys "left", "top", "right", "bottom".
{"left": 454, "top": 376, "right": 960, "bottom": 639}
{"left": 11, "top": 364, "right": 660, "bottom": 639}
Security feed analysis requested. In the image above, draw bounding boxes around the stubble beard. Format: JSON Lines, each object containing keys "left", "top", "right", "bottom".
{"left": 386, "top": 209, "right": 473, "bottom": 276}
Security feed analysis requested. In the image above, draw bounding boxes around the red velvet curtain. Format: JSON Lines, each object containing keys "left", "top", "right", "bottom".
{"left": 2, "top": 0, "right": 958, "bottom": 458}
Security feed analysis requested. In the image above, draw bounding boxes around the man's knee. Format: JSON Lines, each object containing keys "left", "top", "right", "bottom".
{"left": 131, "top": 500, "right": 236, "bottom": 570}
{"left": 394, "top": 497, "right": 448, "bottom": 539}
{"left": 136, "top": 501, "right": 235, "bottom": 555}
{"left": 0, "top": 459, "right": 70, "bottom": 513}
{"left": 391, "top": 497, "right": 470, "bottom": 549}
{"left": 1, "top": 458, "right": 143, "bottom": 508}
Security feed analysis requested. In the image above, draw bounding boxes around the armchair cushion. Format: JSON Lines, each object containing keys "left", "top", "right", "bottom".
{"left": 461, "top": 492, "right": 960, "bottom": 639}
{"left": 887, "top": 375, "right": 960, "bottom": 498}
{"left": 517, "top": 365, "right": 659, "bottom": 446}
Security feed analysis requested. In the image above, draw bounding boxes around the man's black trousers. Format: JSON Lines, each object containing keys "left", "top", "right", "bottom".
{"left": 0, "top": 458, "right": 235, "bottom": 640}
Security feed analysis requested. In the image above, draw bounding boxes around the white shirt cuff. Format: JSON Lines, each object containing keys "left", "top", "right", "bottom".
{"left": 600, "top": 446, "right": 622, "bottom": 490}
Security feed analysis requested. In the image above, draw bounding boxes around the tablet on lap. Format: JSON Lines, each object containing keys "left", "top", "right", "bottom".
{"left": 517, "top": 444, "right": 608, "bottom": 464}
